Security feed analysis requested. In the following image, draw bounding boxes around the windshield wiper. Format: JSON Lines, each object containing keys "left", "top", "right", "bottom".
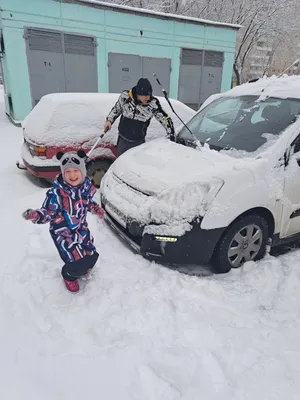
{"left": 177, "top": 136, "right": 197, "bottom": 147}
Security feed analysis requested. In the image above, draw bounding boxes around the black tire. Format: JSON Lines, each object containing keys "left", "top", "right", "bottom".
{"left": 39, "top": 178, "right": 53, "bottom": 188}
{"left": 86, "top": 159, "right": 112, "bottom": 188}
{"left": 212, "top": 214, "right": 269, "bottom": 274}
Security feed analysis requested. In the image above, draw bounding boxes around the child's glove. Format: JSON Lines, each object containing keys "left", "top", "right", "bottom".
{"left": 22, "top": 209, "right": 40, "bottom": 223}
{"left": 89, "top": 204, "right": 104, "bottom": 220}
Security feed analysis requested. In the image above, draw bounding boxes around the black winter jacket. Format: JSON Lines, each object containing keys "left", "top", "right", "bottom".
{"left": 106, "top": 86, "right": 175, "bottom": 142}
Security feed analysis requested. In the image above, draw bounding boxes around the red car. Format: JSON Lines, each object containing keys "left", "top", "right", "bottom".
{"left": 17, "top": 92, "right": 195, "bottom": 187}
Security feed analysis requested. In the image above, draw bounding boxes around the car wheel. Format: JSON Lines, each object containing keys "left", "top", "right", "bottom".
{"left": 86, "top": 159, "right": 112, "bottom": 188}
{"left": 39, "top": 178, "right": 53, "bottom": 188}
{"left": 213, "top": 215, "right": 269, "bottom": 274}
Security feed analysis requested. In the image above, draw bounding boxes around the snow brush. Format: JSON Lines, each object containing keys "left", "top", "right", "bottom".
{"left": 277, "top": 58, "right": 300, "bottom": 78}
{"left": 153, "top": 72, "right": 202, "bottom": 149}
{"left": 85, "top": 126, "right": 110, "bottom": 161}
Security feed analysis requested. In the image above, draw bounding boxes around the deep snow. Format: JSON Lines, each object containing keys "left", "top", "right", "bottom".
{"left": 2, "top": 86, "right": 300, "bottom": 399}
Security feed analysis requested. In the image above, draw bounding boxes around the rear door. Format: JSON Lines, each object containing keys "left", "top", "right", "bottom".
{"left": 280, "top": 135, "right": 300, "bottom": 237}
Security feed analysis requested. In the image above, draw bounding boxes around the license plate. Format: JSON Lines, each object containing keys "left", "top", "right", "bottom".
{"left": 105, "top": 201, "right": 127, "bottom": 228}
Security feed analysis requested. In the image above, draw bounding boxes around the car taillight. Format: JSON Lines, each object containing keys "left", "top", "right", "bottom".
{"left": 25, "top": 140, "right": 46, "bottom": 157}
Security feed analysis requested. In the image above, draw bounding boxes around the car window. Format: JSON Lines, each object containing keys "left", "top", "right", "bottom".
{"left": 178, "top": 95, "right": 300, "bottom": 153}
{"left": 250, "top": 100, "right": 281, "bottom": 124}
{"left": 200, "top": 98, "right": 241, "bottom": 133}
{"left": 293, "top": 136, "right": 300, "bottom": 154}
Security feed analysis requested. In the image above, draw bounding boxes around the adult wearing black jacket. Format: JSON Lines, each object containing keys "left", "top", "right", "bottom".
{"left": 104, "top": 78, "right": 175, "bottom": 157}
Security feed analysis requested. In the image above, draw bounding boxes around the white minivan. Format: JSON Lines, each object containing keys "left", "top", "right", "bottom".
{"left": 100, "top": 75, "right": 300, "bottom": 273}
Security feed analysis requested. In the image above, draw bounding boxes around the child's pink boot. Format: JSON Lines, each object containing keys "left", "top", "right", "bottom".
{"left": 64, "top": 279, "right": 79, "bottom": 293}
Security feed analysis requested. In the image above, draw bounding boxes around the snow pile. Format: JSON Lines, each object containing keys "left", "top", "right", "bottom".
{"left": 149, "top": 178, "right": 222, "bottom": 225}
{"left": 112, "top": 138, "right": 237, "bottom": 194}
{"left": 200, "top": 75, "right": 300, "bottom": 113}
{"left": 3, "top": 84, "right": 300, "bottom": 399}
{"left": 224, "top": 75, "right": 300, "bottom": 100}
{"left": 22, "top": 92, "right": 195, "bottom": 147}
{"left": 102, "top": 139, "right": 252, "bottom": 235}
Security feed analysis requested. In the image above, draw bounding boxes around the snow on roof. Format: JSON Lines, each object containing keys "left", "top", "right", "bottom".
{"left": 224, "top": 75, "right": 300, "bottom": 100}
{"left": 22, "top": 92, "right": 195, "bottom": 148}
{"left": 75, "top": 0, "right": 241, "bottom": 30}
{"left": 199, "top": 75, "right": 300, "bottom": 112}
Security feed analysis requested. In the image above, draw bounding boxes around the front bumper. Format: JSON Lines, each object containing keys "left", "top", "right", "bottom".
{"left": 103, "top": 205, "right": 226, "bottom": 266}
{"left": 20, "top": 143, "right": 60, "bottom": 180}
{"left": 22, "top": 159, "right": 60, "bottom": 180}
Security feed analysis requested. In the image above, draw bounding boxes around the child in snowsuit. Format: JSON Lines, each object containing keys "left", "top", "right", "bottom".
{"left": 22, "top": 150, "right": 104, "bottom": 293}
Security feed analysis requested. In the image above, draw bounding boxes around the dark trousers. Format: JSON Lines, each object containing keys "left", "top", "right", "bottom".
{"left": 61, "top": 252, "right": 99, "bottom": 282}
{"left": 117, "top": 135, "right": 145, "bottom": 157}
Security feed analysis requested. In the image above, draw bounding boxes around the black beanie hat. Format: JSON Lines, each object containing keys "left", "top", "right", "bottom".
{"left": 136, "top": 78, "right": 153, "bottom": 96}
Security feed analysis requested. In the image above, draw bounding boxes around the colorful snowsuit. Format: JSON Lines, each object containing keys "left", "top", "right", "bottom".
{"left": 35, "top": 174, "right": 99, "bottom": 281}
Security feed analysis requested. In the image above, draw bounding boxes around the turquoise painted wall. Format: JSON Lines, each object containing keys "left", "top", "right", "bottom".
{"left": 0, "top": 0, "right": 237, "bottom": 121}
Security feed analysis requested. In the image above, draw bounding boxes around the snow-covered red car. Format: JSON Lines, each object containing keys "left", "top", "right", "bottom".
{"left": 18, "top": 93, "right": 195, "bottom": 187}
{"left": 100, "top": 75, "right": 300, "bottom": 273}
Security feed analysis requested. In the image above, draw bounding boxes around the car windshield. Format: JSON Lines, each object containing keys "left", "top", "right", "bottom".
{"left": 177, "top": 95, "right": 300, "bottom": 153}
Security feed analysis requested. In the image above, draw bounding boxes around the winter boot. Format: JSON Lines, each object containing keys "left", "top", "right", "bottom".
{"left": 64, "top": 279, "right": 79, "bottom": 293}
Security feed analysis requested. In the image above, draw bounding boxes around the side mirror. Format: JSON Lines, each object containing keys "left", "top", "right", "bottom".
{"left": 292, "top": 139, "right": 300, "bottom": 166}
{"left": 294, "top": 140, "right": 300, "bottom": 154}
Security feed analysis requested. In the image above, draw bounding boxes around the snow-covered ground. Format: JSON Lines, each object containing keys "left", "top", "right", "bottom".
{"left": 1, "top": 86, "right": 300, "bottom": 400}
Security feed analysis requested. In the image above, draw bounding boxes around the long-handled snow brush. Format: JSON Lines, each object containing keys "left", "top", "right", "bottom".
{"left": 277, "top": 58, "right": 300, "bottom": 78}
{"left": 85, "top": 125, "right": 110, "bottom": 161}
{"left": 153, "top": 73, "right": 202, "bottom": 149}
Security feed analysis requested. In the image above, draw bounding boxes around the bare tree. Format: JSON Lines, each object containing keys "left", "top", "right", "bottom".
{"left": 194, "top": 0, "right": 299, "bottom": 84}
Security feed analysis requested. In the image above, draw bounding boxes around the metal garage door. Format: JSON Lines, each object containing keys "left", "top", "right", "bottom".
{"left": 199, "top": 51, "right": 224, "bottom": 106}
{"left": 26, "top": 29, "right": 65, "bottom": 105}
{"left": 142, "top": 57, "right": 171, "bottom": 96}
{"left": 178, "top": 48, "right": 224, "bottom": 110}
{"left": 64, "top": 34, "right": 98, "bottom": 93}
{"left": 25, "top": 28, "right": 98, "bottom": 106}
{"left": 178, "top": 49, "right": 203, "bottom": 110}
{"left": 108, "top": 53, "right": 171, "bottom": 95}
{"left": 108, "top": 53, "right": 142, "bottom": 93}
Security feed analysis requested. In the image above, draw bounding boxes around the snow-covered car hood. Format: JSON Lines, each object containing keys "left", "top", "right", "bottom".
{"left": 112, "top": 138, "right": 249, "bottom": 195}
{"left": 101, "top": 139, "right": 258, "bottom": 236}
{"left": 102, "top": 138, "right": 258, "bottom": 235}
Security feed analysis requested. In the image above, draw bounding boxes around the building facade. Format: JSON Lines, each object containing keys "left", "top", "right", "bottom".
{"left": 247, "top": 39, "right": 274, "bottom": 82}
{"left": 0, "top": 0, "right": 239, "bottom": 122}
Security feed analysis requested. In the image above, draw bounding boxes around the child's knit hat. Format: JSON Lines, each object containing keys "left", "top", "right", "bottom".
{"left": 56, "top": 150, "right": 87, "bottom": 184}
